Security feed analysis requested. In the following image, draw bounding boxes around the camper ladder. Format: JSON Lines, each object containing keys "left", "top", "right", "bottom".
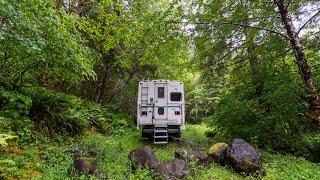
{"left": 154, "top": 124, "right": 168, "bottom": 144}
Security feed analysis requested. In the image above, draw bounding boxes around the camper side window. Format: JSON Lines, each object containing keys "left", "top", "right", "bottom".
{"left": 170, "top": 92, "right": 182, "bottom": 101}
{"left": 158, "top": 87, "right": 164, "bottom": 98}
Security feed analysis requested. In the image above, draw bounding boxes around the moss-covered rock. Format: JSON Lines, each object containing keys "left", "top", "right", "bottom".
{"left": 208, "top": 142, "right": 228, "bottom": 155}
{"left": 208, "top": 142, "right": 228, "bottom": 164}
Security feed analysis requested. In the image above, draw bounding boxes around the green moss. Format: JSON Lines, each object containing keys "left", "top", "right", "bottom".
{"left": 208, "top": 142, "right": 228, "bottom": 155}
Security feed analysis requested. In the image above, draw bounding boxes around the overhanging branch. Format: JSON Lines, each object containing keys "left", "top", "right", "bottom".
{"left": 222, "top": 22, "right": 291, "bottom": 40}
{"left": 163, "top": 20, "right": 290, "bottom": 40}
{"left": 285, "top": 0, "right": 293, "bottom": 10}
{"left": 298, "top": 10, "right": 320, "bottom": 35}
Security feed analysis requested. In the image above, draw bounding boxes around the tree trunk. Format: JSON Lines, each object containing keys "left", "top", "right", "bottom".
{"left": 95, "top": 49, "right": 115, "bottom": 104}
{"left": 276, "top": 0, "right": 320, "bottom": 106}
{"left": 247, "top": 43, "right": 262, "bottom": 97}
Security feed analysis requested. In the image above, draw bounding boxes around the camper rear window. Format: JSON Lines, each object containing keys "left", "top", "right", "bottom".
{"left": 158, "top": 107, "right": 164, "bottom": 115}
{"left": 170, "top": 92, "right": 182, "bottom": 101}
{"left": 158, "top": 87, "right": 164, "bottom": 98}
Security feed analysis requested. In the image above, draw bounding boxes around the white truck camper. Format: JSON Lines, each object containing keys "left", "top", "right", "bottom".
{"left": 137, "top": 79, "right": 185, "bottom": 144}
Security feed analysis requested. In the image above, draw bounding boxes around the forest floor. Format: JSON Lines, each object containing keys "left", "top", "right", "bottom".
{"left": 1, "top": 124, "right": 320, "bottom": 179}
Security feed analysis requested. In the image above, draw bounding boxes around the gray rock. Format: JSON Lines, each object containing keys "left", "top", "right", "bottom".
{"left": 156, "top": 159, "right": 188, "bottom": 179}
{"left": 73, "top": 158, "right": 96, "bottom": 175}
{"left": 175, "top": 149, "right": 210, "bottom": 164}
{"left": 129, "top": 146, "right": 158, "bottom": 170}
{"left": 226, "top": 139, "right": 262, "bottom": 173}
{"left": 208, "top": 142, "right": 228, "bottom": 165}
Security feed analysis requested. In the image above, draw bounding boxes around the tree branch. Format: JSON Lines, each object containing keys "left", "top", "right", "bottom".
{"left": 222, "top": 22, "right": 291, "bottom": 40}
{"left": 298, "top": 10, "right": 320, "bottom": 35}
{"left": 273, "top": 0, "right": 281, "bottom": 6}
{"left": 285, "top": 0, "right": 293, "bottom": 10}
{"left": 164, "top": 20, "right": 291, "bottom": 40}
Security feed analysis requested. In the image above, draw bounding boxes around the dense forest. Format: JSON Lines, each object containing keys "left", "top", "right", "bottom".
{"left": 1, "top": 0, "right": 320, "bottom": 179}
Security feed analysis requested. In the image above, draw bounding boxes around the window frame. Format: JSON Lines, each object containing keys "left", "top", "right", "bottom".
{"left": 170, "top": 92, "right": 182, "bottom": 101}
{"left": 158, "top": 107, "right": 164, "bottom": 115}
{"left": 158, "top": 87, "right": 165, "bottom": 98}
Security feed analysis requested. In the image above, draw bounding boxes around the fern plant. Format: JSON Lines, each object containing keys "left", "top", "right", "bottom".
{"left": 0, "top": 134, "right": 17, "bottom": 147}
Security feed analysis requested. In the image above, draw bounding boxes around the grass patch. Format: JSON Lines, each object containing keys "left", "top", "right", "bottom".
{"left": 182, "top": 124, "right": 212, "bottom": 145}
{"left": 1, "top": 124, "right": 320, "bottom": 179}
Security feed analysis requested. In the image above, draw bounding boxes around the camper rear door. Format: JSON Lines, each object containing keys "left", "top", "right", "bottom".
{"left": 154, "top": 83, "right": 167, "bottom": 121}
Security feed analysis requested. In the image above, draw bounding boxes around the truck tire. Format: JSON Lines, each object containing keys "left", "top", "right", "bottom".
{"left": 176, "top": 132, "right": 181, "bottom": 138}
{"left": 142, "top": 131, "right": 153, "bottom": 140}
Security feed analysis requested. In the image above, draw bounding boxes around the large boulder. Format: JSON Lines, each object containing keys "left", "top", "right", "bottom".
{"left": 156, "top": 159, "right": 188, "bottom": 179}
{"left": 175, "top": 149, "right": 210, "bottom": 164}
{"left": 129, "top": 146, "right": 158, "bottom": 170}
{"left": 73, "top": 158, "right": 96, "bottom": 175}
{"left": 225, "top": 139, "right": 262, "bottom": 173}
{"left": 208, "top": 142, "right": 228, "bottom": 164}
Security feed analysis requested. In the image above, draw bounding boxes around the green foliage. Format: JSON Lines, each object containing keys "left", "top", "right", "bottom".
{"left": 0, "top": 134, "right": 17, "bottom": 147}
{"left": 0, "top": 0, "right": 96, "bottom": 89}
{"left": 23, "top": 87, "right": 91, "bottom": 135}
{"left": 22, "top": 87, "right": 126, "bottom": 136}
{"left": 182, "top": 124, "right": 212, "bottom": 145}
{"left": 39, "top": 143, "right": 74, "bottom": 179}
{"left": 0, "top": 85, "right": 132, "bottom": 137}
{"left": 0, "top": 87, "right": 32, "bottom": 119}
{"left": 0, "top": 116, "right": 34, "bottom": 144}
{"left": 301, "top": 133, "right": 320, "bottom": 162}
{"left": 186, "top": 84, "right": 219, "bottom": 124}
{"left": 2, "top": 125, "right": 319, "bottom": 179}
{"left": 0, "top": 0, "right": 319, "bottom": 178}
{"left": 263, "top": 152, "right": 320, "bottom": 179}
{"left": 191, "top": 0, "right": 320, "bottom": 161}
{"left": 0, "top": 159, "right": 19, "bottom": 179}
{"left": 210, "top": 55, "right": 308, "bottom": 149}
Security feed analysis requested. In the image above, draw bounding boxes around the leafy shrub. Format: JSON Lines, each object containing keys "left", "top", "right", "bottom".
{"left": 0, "top": 134, "right": 17, "bottom": 147}
{"left": 186, "top": 85, "right": 218, "bottom": 124}
{"left": 20, "top": 87, "right": 103, "bottom": 136}
{"left": 204, "top": 129, "right": 216, "bottom": 138}
{"left": 208, "top": 56, "right": 311, "bottom": 153}
{"left": 15, "top": 87, "right": 131, "bottom": 136}
{"left": 0, "top": 85, "right": 133, "bottom": 138}
{"left": 0, "top": 159, "right": 18, "bottom": 179}
{"left": 301, "top": 133, "right": 320, "bottom": 162}
{"left": 0, "top": 87, "right": 32, "bottom": 119}
{"left": 0, "top": 116, "right": 33, "bottom": 144}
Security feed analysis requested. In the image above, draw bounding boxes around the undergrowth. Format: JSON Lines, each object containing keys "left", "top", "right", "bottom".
{"left": 1, "top": 124, "right": 320, "bottom": 179}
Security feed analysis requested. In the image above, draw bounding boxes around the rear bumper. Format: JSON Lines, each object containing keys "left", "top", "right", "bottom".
{"left": 142, "top": 125, "right": 181, "bottom": 134}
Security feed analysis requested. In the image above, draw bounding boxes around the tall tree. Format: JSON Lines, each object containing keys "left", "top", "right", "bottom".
{"left": 274, "top": 0, "right": 320, "bottom": 107}
{"left": 0, "top": 0, "right": 96, "bottom": 90}
{"left": 192, "top": 0, "right": 320, "bottom": 119}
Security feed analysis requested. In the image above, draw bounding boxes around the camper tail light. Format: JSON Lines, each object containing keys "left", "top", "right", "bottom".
{"left": 141, "top": 111, "right": 148, "bottom": 116}
{"left": 175, "top": 111, "right": 180, "bottom": 115}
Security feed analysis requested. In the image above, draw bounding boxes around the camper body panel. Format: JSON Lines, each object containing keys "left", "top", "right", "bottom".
{"left": 137, "top": 80, "right": 185, "bottom": 135}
